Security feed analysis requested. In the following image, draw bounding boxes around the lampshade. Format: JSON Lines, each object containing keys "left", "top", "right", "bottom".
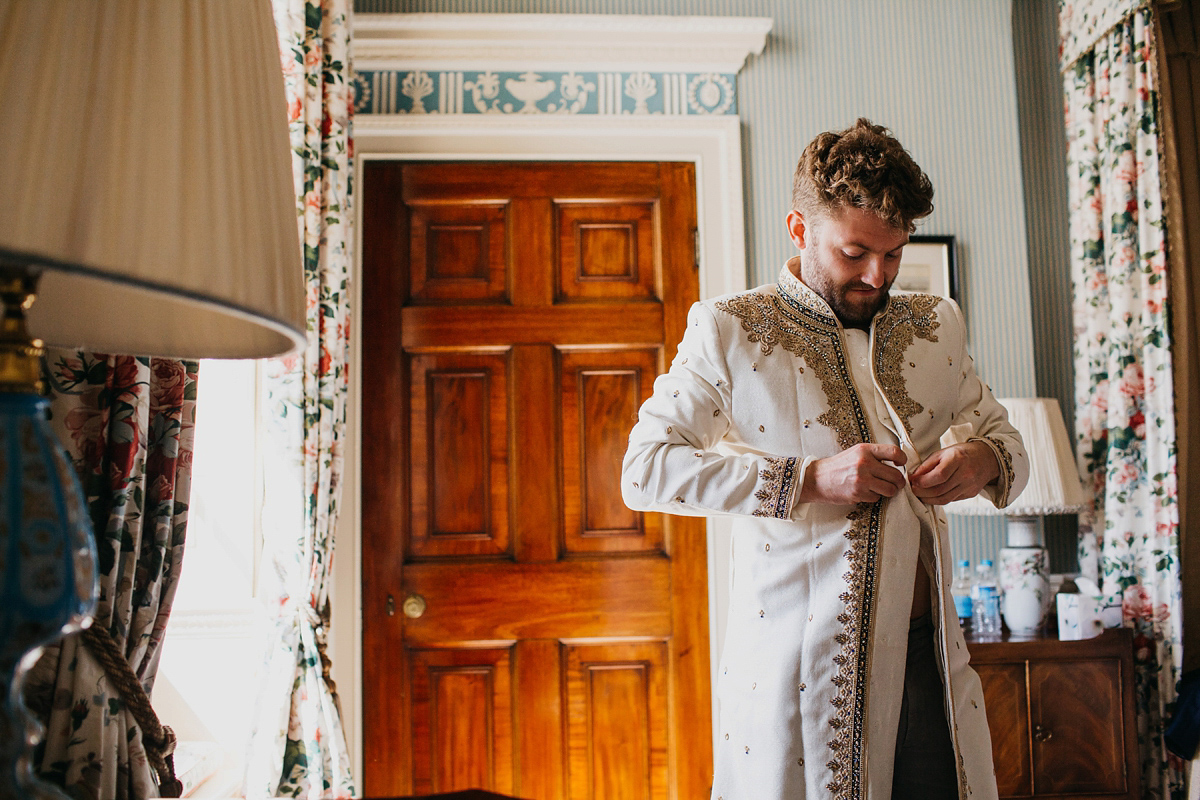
{"left": 0, "top": 2, "right": 305, "bottom": 796}
{"left": 0, "top": 0, "right": 305, "bottom": 359}
{"left": 945, "top": 397, "right": 1087, "bottom": 517}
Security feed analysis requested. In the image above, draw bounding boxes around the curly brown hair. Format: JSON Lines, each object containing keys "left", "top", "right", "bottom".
{"left": 791, "top": 118, "right": 934, "bottom": 233}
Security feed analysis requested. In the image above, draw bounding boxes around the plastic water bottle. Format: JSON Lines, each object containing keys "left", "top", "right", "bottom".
{"left": 951, "top": 559, "right": 974, "bottom": 629}
{"left": 972, "top": 560, "right": 1003, "bottom": 638}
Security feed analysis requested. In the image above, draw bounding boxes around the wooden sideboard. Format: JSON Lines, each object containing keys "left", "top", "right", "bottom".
{"left": 966, "top": 627, "right": 1139, "bottom": 799}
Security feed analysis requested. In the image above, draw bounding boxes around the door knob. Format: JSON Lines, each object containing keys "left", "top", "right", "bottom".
{"left": 402, "top": 593, "right": 427, "bottom": 619}
{"left": 1033, "top": 724, "right": 1053, "bottom": 742}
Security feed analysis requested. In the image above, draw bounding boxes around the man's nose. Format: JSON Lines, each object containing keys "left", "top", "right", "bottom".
{"left": 861, "top": 257, "right": 888, "bottom": 288}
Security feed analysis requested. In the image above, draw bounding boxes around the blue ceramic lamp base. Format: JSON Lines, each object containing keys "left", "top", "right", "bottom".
{"left": 0, "top": 394, "right": 97, "bottom": 800}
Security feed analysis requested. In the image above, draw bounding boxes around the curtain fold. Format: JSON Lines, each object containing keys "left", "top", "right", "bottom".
{"left": 243, "top": 0, "right": 354, "bottom": 797}
{"left": 1063, "top": 5, "right": 1183, "bottom": 798}
{"left": 25, "top": 353, "right": 198, "bottom": 799}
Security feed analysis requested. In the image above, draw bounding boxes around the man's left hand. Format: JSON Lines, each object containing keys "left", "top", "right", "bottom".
{"left": 909, "top": 441, "right": 999, "bottom": 505}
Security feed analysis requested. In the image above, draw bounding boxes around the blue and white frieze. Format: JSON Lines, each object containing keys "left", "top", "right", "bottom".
{"left": 354, "top": 70, "right": 737, "bottom": 116}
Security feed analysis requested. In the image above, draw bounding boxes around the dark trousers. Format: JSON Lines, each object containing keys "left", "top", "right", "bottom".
{"left": 891, "top": 613, "right": 959, "bottom": 800}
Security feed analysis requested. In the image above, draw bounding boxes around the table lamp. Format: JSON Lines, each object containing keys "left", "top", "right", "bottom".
{"left": 946, "top": 398, "right": 1086, "bottom": 635}
{"left": 0, "top": 2, "right": 305, "bottom": 797}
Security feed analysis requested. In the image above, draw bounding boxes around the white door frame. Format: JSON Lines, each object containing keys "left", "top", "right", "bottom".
{"left": 335, "top": 14, "right": 771, "bottom": 781}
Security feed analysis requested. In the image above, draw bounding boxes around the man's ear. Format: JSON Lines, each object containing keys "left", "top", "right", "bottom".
{"left": 786, "top": 210, "right": 809, "bottom": 250}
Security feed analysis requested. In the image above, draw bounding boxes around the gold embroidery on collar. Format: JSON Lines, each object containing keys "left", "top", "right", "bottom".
{"left": 713, "top": 290, "right": 867, "bottom": 450}
{"left": 872, "top": 294, "right": 941, "bottom": 436}
{"left": 777, "top": 264, "right": 837, "bottom": 321}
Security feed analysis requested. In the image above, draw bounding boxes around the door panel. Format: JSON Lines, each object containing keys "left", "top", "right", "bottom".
{"left": 362, "top": 161, "right": 709, "bottom": 799}
{"left": 408, "top": 201, "right": 510, "bottom": 304}
{"left": 565, "top": 642, "right": 669, "bottom": 800}
{"left": 409, "top": 646, "right": 515, "bottom": 795}
{"left": 408, "top": 351, "right": 510, "bottom": 558}
{"left": 560, "top": 348, "right": 662, "bottom": 554}
{"left": 556, "top": 201, "right": 658, "bottom": 301}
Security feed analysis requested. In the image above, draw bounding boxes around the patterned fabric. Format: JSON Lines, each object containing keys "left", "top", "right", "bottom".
{"left": 1062, "top": 6, "right": 1183, "bottom": 798}
{"left": 242, "top": 0, "right": 355, "bottom": 797}
{"left": 1059, "top": 0, "right": 1148, "bottom": 71}
{"left": 27, "top": 353, "right": 197, "bottom": 799}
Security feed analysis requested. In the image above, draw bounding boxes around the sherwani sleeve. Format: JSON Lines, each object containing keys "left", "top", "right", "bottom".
{"left": 622, "top": 302, "right": 807, "bottom": 521}
{"left": 943, "top": 299, "right": 1029, "bottom": 508}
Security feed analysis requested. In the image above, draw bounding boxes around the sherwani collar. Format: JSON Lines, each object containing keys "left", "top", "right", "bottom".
{"left": 777, "top": 259, "right": 895, "bottom": 330}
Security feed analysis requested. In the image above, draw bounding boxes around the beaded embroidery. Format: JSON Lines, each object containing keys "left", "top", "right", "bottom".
{"left": 871, "top": 294, "right": 942, "bottom": 435}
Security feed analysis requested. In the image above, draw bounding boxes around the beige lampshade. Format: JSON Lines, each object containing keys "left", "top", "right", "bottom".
{"left": 945, "top": 397, "right": 1087, "bottom": 516}
{"left": 0, "top": 0, "right": 305, "bottom": 360}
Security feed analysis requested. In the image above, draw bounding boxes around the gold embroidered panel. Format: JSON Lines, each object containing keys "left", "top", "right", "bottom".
{"left": 871, "top": 294, "right": 941, "bottom": 437}
{"left": 714, "top": 290, "right": 869, "bottom": 451}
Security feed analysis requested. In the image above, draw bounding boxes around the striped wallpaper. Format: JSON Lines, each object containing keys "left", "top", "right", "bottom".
{"left": 354, "top": 0, "right": 1077, "bottom": 570}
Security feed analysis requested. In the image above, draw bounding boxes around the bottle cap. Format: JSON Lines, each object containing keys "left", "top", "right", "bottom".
{"left": 958, "top": 559, "right": 969, "bottom": 567}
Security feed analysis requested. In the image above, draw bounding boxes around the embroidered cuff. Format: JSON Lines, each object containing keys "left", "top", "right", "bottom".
{"left": 969, "top": 435, "right": 1014, "bottom": 507}
{"left": 753, "top": 456, "right": 800, "bottom": 519}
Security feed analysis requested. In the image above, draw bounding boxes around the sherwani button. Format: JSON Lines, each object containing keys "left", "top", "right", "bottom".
{"left": 765, "top": 544, "right": 771, "bottom": 552}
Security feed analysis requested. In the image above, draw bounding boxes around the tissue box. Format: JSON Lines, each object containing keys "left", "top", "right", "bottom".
{"left": 1057, "top": 593, "right": 1123, "bottom": 640}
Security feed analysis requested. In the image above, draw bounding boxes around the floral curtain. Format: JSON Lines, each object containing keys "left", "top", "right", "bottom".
{"left": 242, "top": 0, "right": 354, "bottom": 797}
{"left": 1063, "top": 4, "right": 1184, "bottom": 798}
{"left": 25, "top": 354, "right": 198, "bottom": 799}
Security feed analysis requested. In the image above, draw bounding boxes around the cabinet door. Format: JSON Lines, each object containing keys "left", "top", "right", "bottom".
{"left": 1029, "top": 658, "right": 1127, "bottom": 795}
{"left": 975, "top": 663, "right": 1032, "bottom": 797}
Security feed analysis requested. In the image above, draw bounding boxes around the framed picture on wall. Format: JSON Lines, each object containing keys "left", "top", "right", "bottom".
{"left": 896, "top": 235, "right": 957, "bottom": 301}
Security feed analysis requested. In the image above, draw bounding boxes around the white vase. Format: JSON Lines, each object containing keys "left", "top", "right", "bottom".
{"left": 998, "top": 545, "right": 1049, "bottom": 635}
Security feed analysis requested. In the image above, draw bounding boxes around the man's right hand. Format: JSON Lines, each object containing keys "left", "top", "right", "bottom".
{"left": 797, "top": 443, "right": 908, "bottom": 505}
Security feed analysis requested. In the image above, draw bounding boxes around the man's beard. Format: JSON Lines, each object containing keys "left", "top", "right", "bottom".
{"left": 801, "top": 251, "right": 893, "bottom": 329}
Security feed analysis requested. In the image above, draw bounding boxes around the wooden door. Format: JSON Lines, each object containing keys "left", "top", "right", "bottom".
{"left": 361, "top": 161, "right": 711, "bottom": 799}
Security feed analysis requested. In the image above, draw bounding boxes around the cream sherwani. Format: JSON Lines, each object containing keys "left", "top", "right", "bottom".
{"left": 622, "top": 265, "right": 1028, "bottom": 800}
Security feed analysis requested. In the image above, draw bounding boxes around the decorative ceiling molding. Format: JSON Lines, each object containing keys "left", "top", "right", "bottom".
{"left": 353, "top": 14, "right": 771, "bottom": 117}
{"left": 354, "top": 13, "right": 773, "bottom": 73}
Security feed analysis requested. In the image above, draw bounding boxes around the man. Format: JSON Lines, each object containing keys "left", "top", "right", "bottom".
{"left": 622, "top": 119, "right": 1028, "bottom": 800}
